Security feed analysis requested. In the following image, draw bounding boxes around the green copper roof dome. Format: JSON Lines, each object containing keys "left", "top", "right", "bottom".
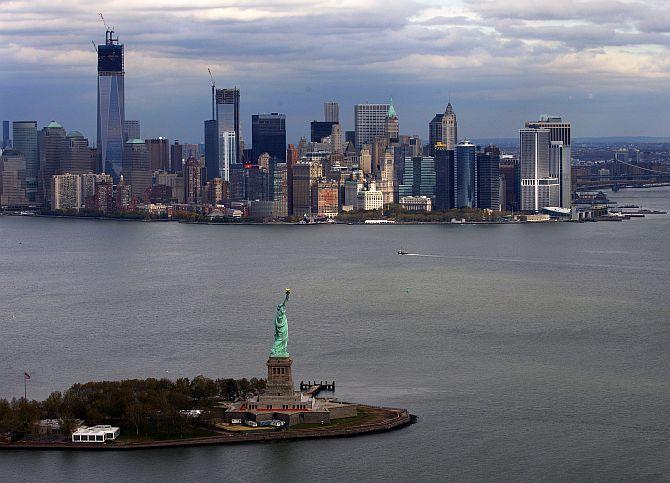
{"left": 126, "top": 138, "right": 146, "bottom": 144}
{"left": 387, "top": 99, "right": 397, "bottom": 118}
{"left": 47, "top": 121, "right": 63, "bottom": 129}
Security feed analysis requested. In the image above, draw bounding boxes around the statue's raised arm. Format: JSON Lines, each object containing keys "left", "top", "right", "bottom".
{"left": 270, "top": 289, "right": 291, "bottom": 358}
{"left": 280, "top": 288, "right": 290, "bottom": 307}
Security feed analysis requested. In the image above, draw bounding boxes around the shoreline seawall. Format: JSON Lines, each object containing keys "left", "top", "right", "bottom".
{"left": 0, "top": 405, "right": 414, "bottom": 452}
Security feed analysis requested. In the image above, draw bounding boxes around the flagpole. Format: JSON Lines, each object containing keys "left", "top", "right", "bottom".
{"left": 24, "top": 376, "right": 27, "bottom": 400}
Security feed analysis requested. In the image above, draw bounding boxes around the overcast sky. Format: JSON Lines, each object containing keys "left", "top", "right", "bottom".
{"left": 1, "top": 0, "right": 669, "bottom": 144}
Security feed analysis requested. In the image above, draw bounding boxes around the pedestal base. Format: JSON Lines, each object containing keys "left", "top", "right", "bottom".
{"left": 262, "top": 357, "right": 294, "bottom": 398}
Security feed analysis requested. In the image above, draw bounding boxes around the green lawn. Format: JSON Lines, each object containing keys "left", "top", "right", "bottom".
{"left": 289, "top": 408, "right": 372, "bottom": 430}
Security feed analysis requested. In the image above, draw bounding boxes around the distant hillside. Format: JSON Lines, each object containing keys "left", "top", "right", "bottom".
{"left": 470, "top": 137, "right": 670, "bottom": 146}
{"left": 574, "top": 137, "right": 670, "bottom": 144}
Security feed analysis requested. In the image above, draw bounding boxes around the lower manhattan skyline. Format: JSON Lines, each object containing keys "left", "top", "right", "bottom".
{"left": 2, "top": 0, "right": 670, "bottom": 143}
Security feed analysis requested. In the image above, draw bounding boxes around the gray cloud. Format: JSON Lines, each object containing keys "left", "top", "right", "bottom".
{"left": 1, "top": 0, "right": 669, "bottom": 141}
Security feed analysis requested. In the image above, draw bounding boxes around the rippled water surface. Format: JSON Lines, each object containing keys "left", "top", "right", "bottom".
{"left": 1, "top": 188, "right": 669, "bottom": 481}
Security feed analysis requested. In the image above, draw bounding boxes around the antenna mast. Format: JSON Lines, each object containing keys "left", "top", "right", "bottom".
{"left": 208, "top": 68, "right": 216, "bottom": 120}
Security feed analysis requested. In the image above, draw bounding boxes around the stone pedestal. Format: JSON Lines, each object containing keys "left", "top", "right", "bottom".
{"left": 264, "top": 357, "right": 294, "bottom": 398}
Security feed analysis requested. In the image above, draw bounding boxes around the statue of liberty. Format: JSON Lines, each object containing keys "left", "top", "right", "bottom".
{"left": 270, "top": 289, "right": 291, "bottom": 358}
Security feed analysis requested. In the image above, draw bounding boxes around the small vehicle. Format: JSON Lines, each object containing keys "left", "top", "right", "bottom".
{"left": 245, "top": 420, "right": 258, "bottom": 427}
{"left": 231, "top": 419, "right": 242, "bottom": 425}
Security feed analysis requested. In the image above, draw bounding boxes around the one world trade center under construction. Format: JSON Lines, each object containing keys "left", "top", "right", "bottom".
{"left": 97, "top": 27, "right": 125, "bottom": 182}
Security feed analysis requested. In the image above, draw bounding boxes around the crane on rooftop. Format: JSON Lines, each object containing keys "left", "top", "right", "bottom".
{"left": 99, "top": 12, "right": 117, "bottom": 44}
{"left": 208, "top": 68, "right": 216, "bottom": 120}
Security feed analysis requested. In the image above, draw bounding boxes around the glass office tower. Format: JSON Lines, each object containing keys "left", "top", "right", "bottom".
{"left": 455, "top": 140, "right": 476, "bottom": 208}
{"left": 252, "top": 113, "right": 286, "bottom": 164}
{"left": 97, "top": 29, "right": 125, "bottom": 182}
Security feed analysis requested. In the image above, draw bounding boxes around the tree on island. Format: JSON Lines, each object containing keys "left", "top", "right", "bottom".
{"left": 0, "top": 376, "right": 266, "bottom": 441}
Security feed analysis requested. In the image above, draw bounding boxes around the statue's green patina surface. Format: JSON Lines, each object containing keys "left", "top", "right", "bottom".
{"left": 270, "top": 289, "right": 291, "bottom": 358}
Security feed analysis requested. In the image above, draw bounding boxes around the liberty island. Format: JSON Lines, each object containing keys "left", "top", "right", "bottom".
{"left": 0, "top": 290, "right": 413, "bottom": 450}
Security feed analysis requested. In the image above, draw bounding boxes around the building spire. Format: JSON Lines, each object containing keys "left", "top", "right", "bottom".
{"left": 387, "top": 97, "right": 397, "bottom": 118}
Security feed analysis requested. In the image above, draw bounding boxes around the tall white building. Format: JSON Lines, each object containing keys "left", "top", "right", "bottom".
{"left": 354, "top": 103, "right": 389, "bottom": 148}
{"left": 218, "top": 130, "right": 236, "bottom": 181}
{"left": 519, "top": 128, "right": 559, "bottom": 211}
{"left": 526, "top": 116, "right": 571, "bottom": 208}
{"left": 52, "top": 173, "right": 82, "bottom": 211}
{"left": 356, "top": 181, "right": 384, "bottom": 211}
{"left": 442, "top": 102, "right": 457, "bottom": 150}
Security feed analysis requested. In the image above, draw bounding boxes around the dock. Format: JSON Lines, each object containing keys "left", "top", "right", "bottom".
{"left": 299, "top": 380, "right": 335, "bottom": 396}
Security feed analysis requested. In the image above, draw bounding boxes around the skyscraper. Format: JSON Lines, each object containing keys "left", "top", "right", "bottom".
{"left": 519, "top": 128, "right": 559, "bottom": 211}
{"left": 271, "top": 162, "right": 288, "bottom": 217}
{"left": 434, "top": 143, "right": 454, "bottom": 211}
{"left": 39, "top": 121, "right": 66, "bottom": 207}
{"left": 62, "top": 131, "right": 96, "bottom": 175}
{"left": 292, "top": 162, "right": 322, "bottom": 216}
{"left": 428, "top": 114, "right": 443, "bottom": 156}
{"left": 123, "top": 120, "right": 140, "bottom": 142}
{"left": 476, "top": 145, "right": 501, "bottom": 211}
{"left": 97, "top": 27, "right": 125, "bottom": 181}
{"left": 2, "top": 121, "right": 10, "bottom": 149}
{"left": 12, "top": 121, "right": 38, "bottom": 203}
{"left": 354, "top": 103, "right": 389, "bottom": 148}
{"left": 310, "top": 121, "right": 337, "bottom": 143}
{"left": 184, "top": 156, "right": 205, "bottom": 204}
{"left": 170, "top": 140, "right": 183, "bottom": 173}
{"left": 525, "top": 116, "right": 571, "bottom": 208}
{"left": 252, "top": 113, "right": 286, "bottom": 164}
{"left": 51, "top": 173, "right": 82, "bottom": 211}
{"left": 0, "top": 149, "right": 27, "bottom": 207}
{"left": 331, "top": 124, "right": 343, "bottom": 153}
{"left": 499, "top": 156, "right": 520, "bottom": 212}
{"left": 429, "top": 102, "right": 458, "bottom": 154}
{"left": 454, "top": 140, "right": 476, "bottom": 208}
{"left": 324, "top": 101, "right": 339, "bottom": 123}
{"left": 286, "top": 144, "right": 299, "bottom": 215}
{"left": 122, "top": 139, "right": 151, "bottom": 200}
{"left": 146, "top": 137, "right": 170, "bottom": 172}
{"left": 398, "top": 156, "right": 436, "bottom": 198}
{"left": 386, "top": 101, "right": 399, "bottom": 145}
{"left": 204, "top": 119, "right": 218, "bottom": 179}
{"left": 215, "top": 88, "right": 240, "bottom": 181}
{"left": 442, "top": 102, "right": 457, "bottom": 150}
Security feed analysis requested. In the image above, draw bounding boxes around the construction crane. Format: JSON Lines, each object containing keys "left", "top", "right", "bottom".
{"left": 91, "top": 40, "right": 97, "bottom": 53}
{"left": 99, "top": 12, "right": 109, "bottom": 31}
{"left": 98, "top": 12, "right": 117, "bottom": 44}
{"left": 208, "top": 68, "right": 216, "bottom": 120}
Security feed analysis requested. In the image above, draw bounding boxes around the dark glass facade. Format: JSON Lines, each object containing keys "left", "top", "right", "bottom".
{"left": 455, "top": 142, "right": 476, "bottom": 208}
{"left": 252, "top": 113, "right": 286, "bottom": 164}
{"left": 428, "top": 114, "right": 444, "bottom": 156}
{"left": 204, "top": 119, "right": 218, "bottom": 180}
{"left": 97, "top": 44, "right": 123, "bottom": 72}
{"left": 310, "top": 121, "right": 337, "bottom": 143}
{"left": 399, "top": 156, "right": 436, "bottom": 198}
{"left": 434, "top": 145, "right": 454, "bottom": 210}
{"left": 476, "top": 146, "right": 501, "bottom": 210}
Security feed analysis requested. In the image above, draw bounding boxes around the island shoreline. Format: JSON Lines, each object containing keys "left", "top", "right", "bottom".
{"left": 0, "top": 405, "right": 414, "bottom": 452}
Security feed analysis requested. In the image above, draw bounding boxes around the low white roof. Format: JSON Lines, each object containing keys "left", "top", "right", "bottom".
{"left": 73, "top": 425, "right": 119, "bottom": 435}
